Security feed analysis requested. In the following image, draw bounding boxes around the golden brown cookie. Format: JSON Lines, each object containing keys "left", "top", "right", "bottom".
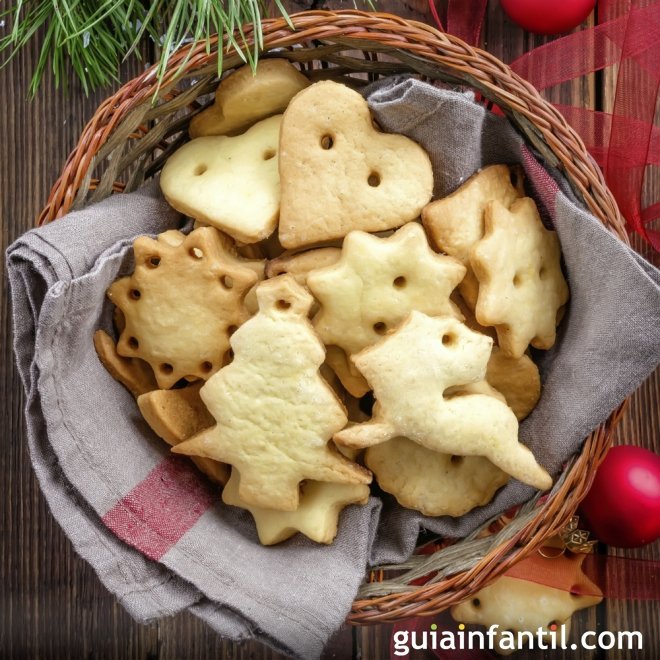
{"left": 107, "top": 227, "right": 258, "bottom": 389}
{"left": 422, "top": 164, "right": 524, "bottom": 308}
{"left": 189, "top": 59, "right": 309, "bottom": 138}
{"left": 324, "top": 345, "right": 370, "bottom": 399}
{"left": 278, "top": 81, "right": 434, "bottom": 248}
{"left": 93, "top": 329, "right": 157, "bottom": 397}
{"left": 486, "top": 347, "right": 541, "bottom": 421}
{"left": 137, "top": 384, "right": 229, "bottom": 485}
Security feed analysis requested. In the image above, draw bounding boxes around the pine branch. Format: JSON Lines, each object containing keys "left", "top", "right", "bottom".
{"left": 0, "top": 0, "right": 298, "bottom": 97}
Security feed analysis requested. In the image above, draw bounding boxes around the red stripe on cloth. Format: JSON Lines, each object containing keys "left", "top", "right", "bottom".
{"left": 521, "top": 146, "right": 559, "bottom": 220}
{"left": 102, "top": 456, "right": 216, "bottom": 561}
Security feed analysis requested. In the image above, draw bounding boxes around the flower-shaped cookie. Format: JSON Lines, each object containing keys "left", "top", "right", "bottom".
{"left": 307, "top": 223, "right": 466, "bottom": 357}
{"left": 189, "top": 59, "right": 309, "bottom": 138}
{"left": 108, "top": 227, "right": 258, "bottom": 389}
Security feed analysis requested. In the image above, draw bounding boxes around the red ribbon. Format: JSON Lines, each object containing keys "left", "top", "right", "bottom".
{"left": 428, "top": 0, "right": 660, "bottom": 250}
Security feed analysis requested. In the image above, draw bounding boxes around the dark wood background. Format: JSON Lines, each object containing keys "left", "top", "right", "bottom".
{"left": 1, "top": 1, "right": 658, "bottom": 658}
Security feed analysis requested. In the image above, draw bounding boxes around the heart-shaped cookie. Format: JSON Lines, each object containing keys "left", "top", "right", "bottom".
{"left": 278, "top": 81, "right": 434, "bottom": 249}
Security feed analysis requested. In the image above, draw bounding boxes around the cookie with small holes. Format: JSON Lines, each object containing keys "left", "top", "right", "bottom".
{"left": 107, "top": 226, "right": 258, "bottom": 389}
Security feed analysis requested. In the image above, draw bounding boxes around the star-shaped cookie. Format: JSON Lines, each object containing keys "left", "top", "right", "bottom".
{"left": 172, "top": 275, "right": 371, "bottom": 511}
{"left": 422, "top": 164, "right": 524, "bottom": 308}
{"left": 223, "top": 467, "right": 370, "bottom": 545}
{"left": 108, "top": 227, "right": 258, "bottom": 389}
{"left": 334, "top": 312, "right": 552, "bottom": 491}
{"left": 471, "top": 197, "right": 569, "bottom": 358}
{"left": 307, "top": 223, "right": 466, "bottom": 357}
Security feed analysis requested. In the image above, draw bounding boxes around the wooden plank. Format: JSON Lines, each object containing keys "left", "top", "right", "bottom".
{"left": 0, "top": 29, "right": 160, "bottom": 660}
{"left": 602, "top": 5, "right": 660, "bottom": 656}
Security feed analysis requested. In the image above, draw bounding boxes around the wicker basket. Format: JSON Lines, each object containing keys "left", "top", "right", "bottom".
{"left": 38, "top": 10, "right": 628, "bottom": 625}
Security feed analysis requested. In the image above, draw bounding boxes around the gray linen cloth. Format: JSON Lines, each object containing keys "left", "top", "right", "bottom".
{"left": 7, "top": 78, "right": 660, "bottom": 657}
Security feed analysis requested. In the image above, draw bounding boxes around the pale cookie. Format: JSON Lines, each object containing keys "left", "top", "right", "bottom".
{"left": 137, "top": 383, "right": 229, "bottom": 485}
{"left": 93, "top": 330, "right": 157, "bottom": 397}
{"left": 422, "top": 165, "right": 524, "bottom": 308}
{"left": 334, "top": 312, "right": 552, "bottom": 491}
{"left": 172, "top": 275, "right": 371, "bottom": 511}
{"left": 278, "top": 81, "right": 434, "bottom": 248}
{"left": 307, "top": 223, "right": 465, "bottom": 357}
{"left": 107, "top": 226, "right": 258, "bottom": 389}
{"left": 189, "top": 59, "right": 309, "bottom": 138}
{"left": 325, "top": 345, "right": 370, "bottom": 398}
{"left": 451, "top": 556, "right": 602, "bottom": 655}
{"left": 366, "top": 436, "right": 509, "bottom": 516}
{"left": 471, "top": 197, "right": 570, "bottom": 358}
{"left": 161, "top": 115, "right": 282, "bottom": 243}
{"left": 223, "top": 467, "right": 370, "bottom": 545}
{"left": 486, "top": 347, "right": 541, "bottom": 421}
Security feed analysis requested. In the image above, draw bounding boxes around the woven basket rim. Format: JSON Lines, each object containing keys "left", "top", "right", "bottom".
{"left": 37, "top": 9, "right": 625, "bottom": 625}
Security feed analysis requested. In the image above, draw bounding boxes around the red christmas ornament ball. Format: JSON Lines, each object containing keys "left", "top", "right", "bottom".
{"left": 500, "top": 0, "right": 596, "bottom": 35}
{"left": 578, "top": 445, "right": 660, "bottom": 548}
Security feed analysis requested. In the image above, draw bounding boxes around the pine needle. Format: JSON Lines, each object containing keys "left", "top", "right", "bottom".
{"left": 0, "top": 0, "right": 306, "bottom": 97}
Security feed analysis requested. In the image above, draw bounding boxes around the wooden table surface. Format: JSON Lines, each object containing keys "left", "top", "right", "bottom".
{"left": 1, "top": 1, "right": 658, "bottom": 658}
